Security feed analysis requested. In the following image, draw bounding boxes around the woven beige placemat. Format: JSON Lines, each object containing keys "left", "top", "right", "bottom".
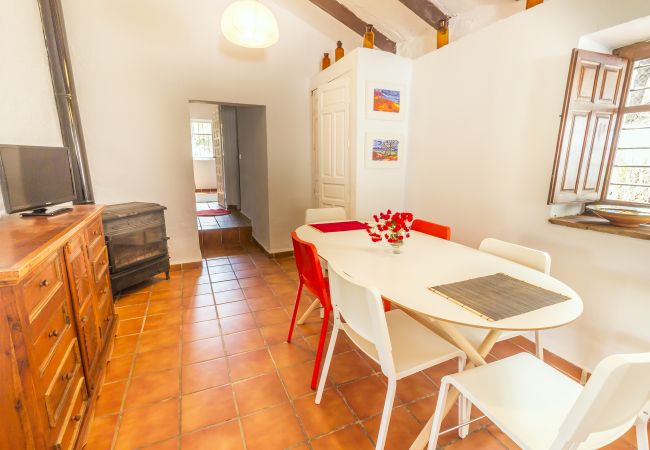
{"left": 428, "top": 273, "right": 570, "bottom": 322}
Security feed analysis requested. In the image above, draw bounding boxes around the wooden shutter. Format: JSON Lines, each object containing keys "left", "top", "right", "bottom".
{"left": 548, "top": 49, "right": 629, "bottom": 204}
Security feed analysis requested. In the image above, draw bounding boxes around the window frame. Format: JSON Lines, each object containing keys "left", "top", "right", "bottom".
{"left": 601, "top": 41, "right": 650, "bottom": 207}
{"left": 190, "top": 119, "right": 215, "bottom": 160}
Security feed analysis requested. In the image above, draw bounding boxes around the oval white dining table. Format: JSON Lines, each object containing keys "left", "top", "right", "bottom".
{"left": 295, "top": 223, "right": 583, "bottom": 449}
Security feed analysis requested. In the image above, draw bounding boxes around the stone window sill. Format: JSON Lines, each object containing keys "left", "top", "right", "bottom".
{"left": 549, "top": 215, "right": 650, "bottom": 241}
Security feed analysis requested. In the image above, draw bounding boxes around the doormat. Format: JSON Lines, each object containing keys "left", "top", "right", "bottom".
{"left": 197, "top": 209, "right": 231, "bottom": 217}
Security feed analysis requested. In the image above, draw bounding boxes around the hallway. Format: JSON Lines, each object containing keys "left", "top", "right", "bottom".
{"left": 195, "top": 196, "right": 252, "bottom": 258}
{"left": 196, "top": 200, "right": 251, "bottom": 231}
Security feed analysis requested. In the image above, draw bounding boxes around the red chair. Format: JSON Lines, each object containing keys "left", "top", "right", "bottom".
{"left": 411, "top": 219, "right": 451, "bottom": 240}
{"left": 287, "top": 232, "right": 331, "bottom": 389}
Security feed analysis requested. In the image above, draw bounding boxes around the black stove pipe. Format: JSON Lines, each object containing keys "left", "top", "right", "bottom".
{"left": 37, "top": 0, "right": 94, "bottom": 204}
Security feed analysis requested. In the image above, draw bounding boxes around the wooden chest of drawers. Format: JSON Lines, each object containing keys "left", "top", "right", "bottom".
{"left": 0, "top": 206, "right": 118, "bottom": 450}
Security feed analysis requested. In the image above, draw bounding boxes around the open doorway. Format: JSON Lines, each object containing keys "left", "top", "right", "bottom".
{"left": 188, "top": 101, "right": 269, "bottom": 257}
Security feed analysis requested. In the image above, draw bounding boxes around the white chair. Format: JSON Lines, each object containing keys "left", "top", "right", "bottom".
{"left": 305, "top": 206, "right": 347, "bottom": 224}
{"left": 298, "top": 207, "right": 347, "bottom": 322}
{"left": 638, "top": 401, "right": 649, "bottom": 449}
{"left": 456, "top": 238, "right": 551, "bottom": 359}
{"left": 428, "top": 352, "right": 650, "bottom": 450}
{"left": 316, "top": 263, "right": 466, "bottom": 450}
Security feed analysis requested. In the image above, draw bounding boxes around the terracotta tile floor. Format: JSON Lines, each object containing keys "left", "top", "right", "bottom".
{"left": 88, "top": 245, "right": 646, "bottom": 450}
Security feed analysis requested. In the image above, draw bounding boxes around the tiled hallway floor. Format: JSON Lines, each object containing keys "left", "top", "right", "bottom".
{"left": 87, "top": 244, "right": 645, "bottom": 450}
{"left": 196, "top": 201, "right": 251, "bottom": 231}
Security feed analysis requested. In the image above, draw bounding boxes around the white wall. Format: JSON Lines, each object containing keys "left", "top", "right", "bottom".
{"left": 59, "top": 0, "right": 360, "bottom": 259}
{"left": 0, "top": 0, "right": 62, "bottom": 216}
{"left": 353, "top": 50, "right": 411, "bottom": 219}
{"left": 407, "top": 0, "right": 650, "bottom": 369}
{"left": 237, "top": 106, "right": 271, "bottom": 250}
{"left": 192, "top": 160, "right": 218, "bottom": 190}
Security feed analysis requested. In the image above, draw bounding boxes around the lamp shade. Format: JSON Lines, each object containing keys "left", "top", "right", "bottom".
{"left": 221, "top": 0, "right": 279, "bottom": 49}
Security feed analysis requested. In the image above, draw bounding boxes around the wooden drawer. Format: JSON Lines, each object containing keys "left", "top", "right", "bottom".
{"left": 64, "top": 235, "right": 94, "bottom": 310}
{"left": 41, "top": 327, "right": 73, "bottom": 387}
{"left": 44, "top": 338, "right": 83, "bottom": 428}
{"left": 95, "top": 273, "right": 112, "bottom": 307}
{"left": 85, "top": 217, "right": 104, "bottom": 255}
{"left": 98, "top": 301, "right": 114, "bottom": 345}
{"left": 30, "top": 287, "right": 72, "bottom": 375}
{"left": 52, "top": 377, "right": 87, "bottom": 450}
{"left": 78, "top": 300, "right": 100, "bottom": 386}
{"left": 96, "top": 274, "right": 114, "bottom": 340}
{"left": 22, "top": 251, "right": 65, "bottom": 320}
{"left": 65, "top": 232, "right": 85, "bottom": 259}
{"left": 91, "top": 247, "right": 109, "bottom": 286}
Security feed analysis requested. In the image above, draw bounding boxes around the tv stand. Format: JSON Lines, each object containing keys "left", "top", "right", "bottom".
{"left": 21, "top": 207, "right": 73, "bottom": 217}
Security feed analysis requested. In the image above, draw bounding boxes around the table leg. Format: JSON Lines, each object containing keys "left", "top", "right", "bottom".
{"left": 401, "top": 309, "right": 455, "bottom": 344}
{"left": 296, "top": 299, "right": 320, "bottom": 325}
{"left": 408, "top": 322, "right": 501, "bottom": 450}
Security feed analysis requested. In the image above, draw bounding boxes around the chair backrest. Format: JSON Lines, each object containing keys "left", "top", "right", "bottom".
{"left": 552, "top": 352, "right": 650, "bottom": 449}
{"left": 291, "top": 232, "right": 330, "bottom": 308}
{"left": 479, "top": 238, "right": 551, "bottom": 274}
{"left": 327, "top": 262, "right": 396, "bottom": 377}
{"left": 411, "top": 219, "right": 451, "bottom": 240}
{"left": 305, "top": 207, "right": 347, "bottom": 224}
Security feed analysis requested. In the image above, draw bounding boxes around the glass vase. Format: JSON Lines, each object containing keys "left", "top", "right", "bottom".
{"left": 390, "top": 241, "right": 404, "bottom": 254}
{"left": 363, "top": 24, "right": 375, "bottom": 49}
{"left": 321, "top": 53, "right": 331, "bottom": 70}
{"left": 335, "top": 41, "right": 344, "bottom": 61}
{"left": 437, "top": 26, "right": 449, "bottom": 49}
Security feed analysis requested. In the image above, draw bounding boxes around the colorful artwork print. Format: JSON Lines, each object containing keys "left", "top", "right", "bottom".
{"left": 372, "top": 138, "right": 399, "bottom": 162}
{"left": 373, "top": 88, "right": 401, "bottom": 113}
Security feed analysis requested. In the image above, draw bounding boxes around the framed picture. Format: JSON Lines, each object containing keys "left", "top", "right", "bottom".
{"left": 366, "top": 82, "right": 405, "bottom": 121}
{"left": 365, "top": 133, "right": 404, "bottom": 168}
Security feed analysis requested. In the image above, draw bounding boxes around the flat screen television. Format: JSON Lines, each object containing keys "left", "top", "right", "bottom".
{"left": 0, "top": 145, "right": 76, "bottom": 216}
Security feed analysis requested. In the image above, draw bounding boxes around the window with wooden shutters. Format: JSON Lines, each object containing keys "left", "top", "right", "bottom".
{"left": 605, "top": 42, "right": 650, "bottom": 206}
{"left": 548, "top": 49, "right": 628, "bottom": 204}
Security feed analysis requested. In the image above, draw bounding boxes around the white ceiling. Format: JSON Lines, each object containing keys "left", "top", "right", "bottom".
{"left": 336, "top": 0, "right": 526, "bottom": 57}
{"left": 580, "top": 14, "right": 650, "bottom": 50}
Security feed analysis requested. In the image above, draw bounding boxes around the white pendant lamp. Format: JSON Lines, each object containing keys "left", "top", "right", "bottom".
{"left": 221, "top": 0, "right": 279, "bottom": 49}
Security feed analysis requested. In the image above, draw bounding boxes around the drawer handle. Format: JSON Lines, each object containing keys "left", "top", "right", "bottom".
{"left": 39, "top": 279, "right": 50, "bottom": 288}
{"left": 100, "top": 288, "right": 108, "bottom": 295}
{"left": 81, "top": 316, "right": 88, "bottom": 324}
{"left": 62, "top": 371, "right": 73, "bottom": 382}
{"left": 48, "top": 329, "right": 59, "bottom": 338}
{"left": 72, "top": 414, "right": 82, "bottom": 422}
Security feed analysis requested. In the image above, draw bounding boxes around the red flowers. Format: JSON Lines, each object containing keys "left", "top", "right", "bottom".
{"left": 366, "top": 210, "right": 414, "bottom": 244}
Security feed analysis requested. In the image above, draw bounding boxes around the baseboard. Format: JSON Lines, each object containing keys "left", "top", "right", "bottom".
{"left": 269, "top": 250, "right": 293, "bottom": 258}
{"left": 250, "top": 237, "right": 293, "bottom": 259}
{"left": 169, "top": 260, "right": 203, "bottom": 271}
{"left": 511, "top": 335, "right": 589, "bottom": 384}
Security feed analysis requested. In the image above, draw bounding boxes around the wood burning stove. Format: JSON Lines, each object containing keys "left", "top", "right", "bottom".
{"left": 102, "top": 202, "right": 170, "bottom": 293}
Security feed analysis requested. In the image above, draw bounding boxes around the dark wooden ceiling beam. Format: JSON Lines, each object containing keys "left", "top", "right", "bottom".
{"left": 397, "top": 0, "right": 448, "bottom": 30}
{"left": 308, "top": 0, "right": 397, "bottom": 54}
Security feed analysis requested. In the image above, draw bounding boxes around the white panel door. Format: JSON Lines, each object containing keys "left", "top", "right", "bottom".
{"left": 314, "top": 78, "right": 350, "bottom": 212}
